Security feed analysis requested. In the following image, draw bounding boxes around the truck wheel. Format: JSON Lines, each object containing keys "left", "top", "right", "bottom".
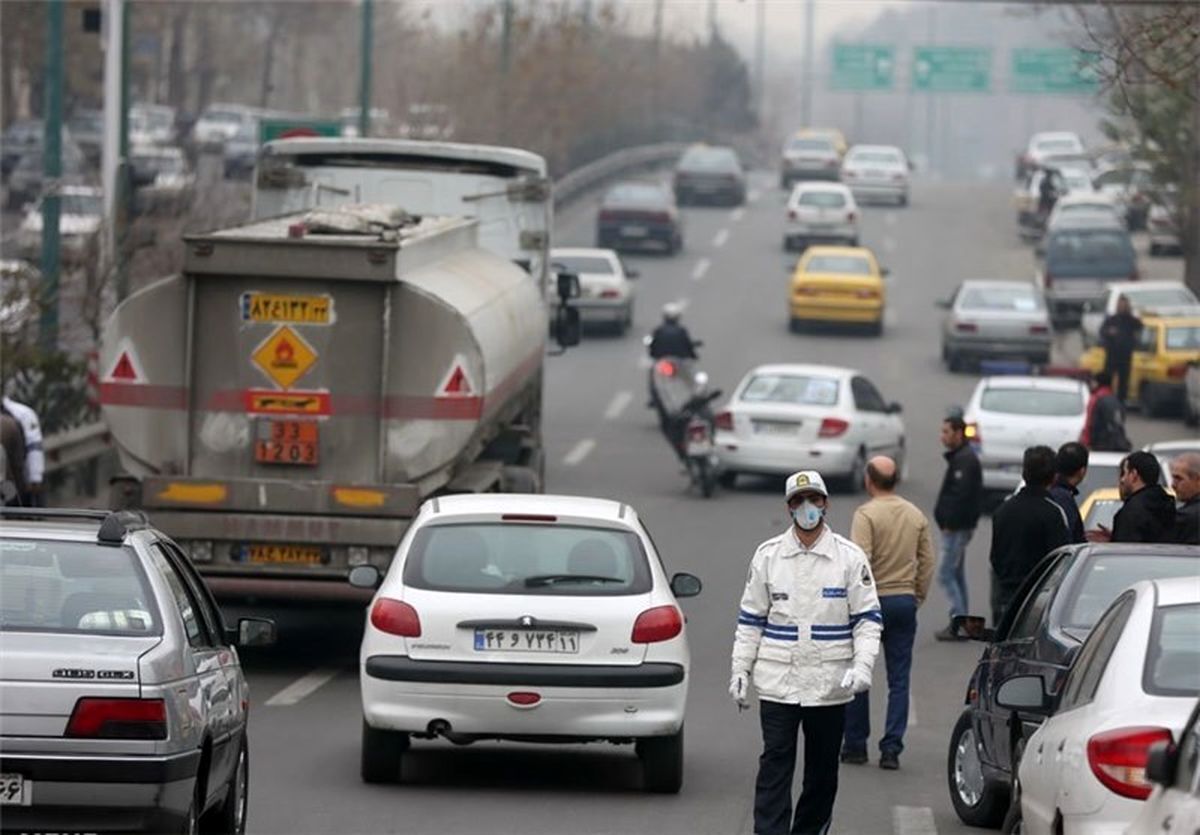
{"left": 637, "top": 728, "right": 684, "bottom": 794}
{"left": 947, "top": 710, "right": 1009, "bottom": 828}
{"left": 361, "top": 719, "right": 409, "bottom": 784}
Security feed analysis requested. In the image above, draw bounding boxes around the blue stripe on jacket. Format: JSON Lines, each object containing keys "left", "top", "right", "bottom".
{"left": 850, "top": 609, "right": 883, "bottom": 625}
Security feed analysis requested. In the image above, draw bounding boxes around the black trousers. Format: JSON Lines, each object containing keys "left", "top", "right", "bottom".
{"left": 755, "top": 700, "right": 846, "bottom": 835}
{"left": 1104, "top": 352, "right": 1132, "bottom": 403}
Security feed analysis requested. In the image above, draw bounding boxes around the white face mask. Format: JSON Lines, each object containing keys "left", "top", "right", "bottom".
{"left": 791, "top": 500, "right": 824, "bottom": 531}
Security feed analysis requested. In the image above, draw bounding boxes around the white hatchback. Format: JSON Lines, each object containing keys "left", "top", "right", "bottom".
{"left": 963, "top": 375, "right": 1089, "bottom": 491}
{"left": 783, "top": 182, "right": 859, "bottom": 251}
{"left": 1007, "top": 576, "right": 1200, "bottom": 834}
{"left": 713, "top": 363, "right": 906, "bottom": 491}
{"left": 353, "top": 494, "right": 699, "bottom": 793}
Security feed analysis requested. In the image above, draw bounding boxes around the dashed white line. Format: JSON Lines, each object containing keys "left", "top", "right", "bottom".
{"left": 563, "top": 439, "right": 597, "bottom": 467}
{"left": 691, "top": 257, "right": 711, "bottom": 281}
{"left": 893, "top": 806, "right": 938, "bottom": 835}
{"left": 730, "top": 207, "right": 746, "bottom": 222}
{"left": 265, "top": 668, "right": 339, "bottom": 707}
{"left": 604, "top": 390, "right": 633, "bottom": 421}
{"left": 712, "top": 228, "right": 730, "bottom": 248}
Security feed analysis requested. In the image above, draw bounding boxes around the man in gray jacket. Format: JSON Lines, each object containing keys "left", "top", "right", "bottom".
{"left": 731, "top": 470, "right": 882, "bottom": 835}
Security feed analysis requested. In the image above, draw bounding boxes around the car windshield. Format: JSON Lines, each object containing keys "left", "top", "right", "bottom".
{"left": 606, "top": 184, "right": 665, "bottom": 205}
{"left": 740, "top": 374, "right": 840, "bottom": 406}
{"left": 0, "top": 538, "right": 160, "bottom": 636}
{"left": 554, "top": 255, "right": 614, "bottom": 275}
{"left": 960, "top": 286, "right": 1042, "bottom": 312}
{"left": 796, "top": 191, "right": 846, "bottom": 208}
{"left": 1165, "top": 326, "right": 1200, "bottom": 350}
{"left": 60, "top": 194, "right": 102, "bottom": 215}
{"left": 1145, "top": 603, "right": 1200, "bottom": 697}
{"left": 679, "top": 148, "right": 738, "bottom": 171}
{"left": 849, "top": 150, "right": 902, "bottom": 164}
{"left": 804, "top": 254, "right": 872, "bottom": 275}
{"left": 980, "top": 388, "right": 1083, "bottom": 416}
{"left": 788, "top": 138, "right": 833, "bottom": 153}
{"left": 402, "top": 523, "right": 652, "bottom": 596}
{"left": 1062, "top": 554, "right": 1198, "bottom": 630}
{"left": 1046, "top": 229, "right": 1134, "bottom": 276}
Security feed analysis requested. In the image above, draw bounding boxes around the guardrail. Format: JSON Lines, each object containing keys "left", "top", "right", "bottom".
{"left": 40, "top": 141, "right": 687, "bottom": 477}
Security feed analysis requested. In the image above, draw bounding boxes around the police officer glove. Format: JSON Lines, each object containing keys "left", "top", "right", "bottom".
{"left": 840, "top": 668, "right": 872, "bottom": 694}
{"left": 729, "top": 671, "right": 750, "bottom": 707}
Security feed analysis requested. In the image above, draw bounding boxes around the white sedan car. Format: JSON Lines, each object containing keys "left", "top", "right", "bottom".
{"left": 353, "top": 493, "right": 699, "bottom": 793}
{"left": 1127, "top": 698, "right": 1200, "bottom": 835}
{"left": 783, "top": 182, "right": 859, "bottom": 251}
{"left": 550, "top": 247, "right": 637, "bottom": 334}
{"left": 840, "top": 144, "right": 910, "bottom": 206}
{"left": 713, "top": 363, "right": 905, "bottom": 491}
{"left": 1009, "top": 576, "right": 1200, "bottom": 834}
{"left": 963, "top": 375, "right": 1089, "bottom": 491}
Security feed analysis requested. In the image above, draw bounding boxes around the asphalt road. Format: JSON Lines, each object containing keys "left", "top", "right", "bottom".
{"left": 230, "top": 175, "right": 1189, "bottom": 835}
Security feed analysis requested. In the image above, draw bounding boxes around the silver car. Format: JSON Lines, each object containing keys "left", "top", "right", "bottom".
{"left": 0, "top": 508, "right": 275, "bottom": 834}
{"left": 938, "top": 280, "right": 1053, "bottom": 371}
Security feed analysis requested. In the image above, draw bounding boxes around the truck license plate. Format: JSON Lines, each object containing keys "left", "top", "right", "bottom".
{"left": 255, "top": 420, "right": 319, "bottom": 466}
{"left": 474, "top": 629, "right": 580, "bottom": 654}
{"left": 244, "top": 544, "right": 325, "bottom": 565}
{"left": 0, "top": 773, "right": 30, "bottom": 806}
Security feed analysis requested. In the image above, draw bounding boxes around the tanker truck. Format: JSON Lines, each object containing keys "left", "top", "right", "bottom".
{"left": 98, "top": 205, "right": 579, "bottom": 600}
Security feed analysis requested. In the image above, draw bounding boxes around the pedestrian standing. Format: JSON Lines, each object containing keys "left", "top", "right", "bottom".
{"left": 1101, "top": 451, "right": 1177, "bottom": 543}
{"left": 933, "top": 414, "right": 983, "bottom": 642}
{"left": 1080, "top": 371, "right": 1131, "bottom": 452}
{"left": 2, "top": 395, "right": 44, "bottom": 506}
{"left": 1169, "top": 453, "right": 1200, "bottom": 545}
{"left": 731, "top": 470, "right": 882, "bottom": 835}
{"left": 1099, "top": 295, "right": 1143, "bottom": 404}
{"left": 1048, "top": 442, "right": 1089, "bottom": 544}
{"left": 0, "top": 408, "right": 28, "bottom": 506}
{"left": 842, "top": 456, "right": 934, "bottom": 771}
{"left": 989, "top": 446, "right": 1070, "bottom": 626}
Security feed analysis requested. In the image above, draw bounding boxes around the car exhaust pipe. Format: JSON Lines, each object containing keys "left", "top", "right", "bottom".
{"left": 427, "top": 719, "right": 474, "bottom": 746}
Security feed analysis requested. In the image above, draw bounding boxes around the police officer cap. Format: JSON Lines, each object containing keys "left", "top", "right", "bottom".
{"left": 785, "top": 470, "right": 828, "bottom": 501}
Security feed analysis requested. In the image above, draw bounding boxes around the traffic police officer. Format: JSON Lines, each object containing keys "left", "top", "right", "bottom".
{"left": 731, "top": 470, "right": 882, "bottom": 835}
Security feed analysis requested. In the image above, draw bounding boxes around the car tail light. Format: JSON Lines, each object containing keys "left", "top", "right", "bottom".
{"left": 370, "top": 598, "right": 421, "bottom": 637}
{"left": 65, "top": 698, "right": 167, "bottom": 739}
{"left": 1087, "top": 726, "right": 1173, "bottom": 800}
{"left": 818, "top": 417, "right": 849, "bottom": 437}
{"left": 1168, "top": 363, "right": 1188, "bottom": 380}
{"left": 1029, "top": 324, "right": 1050, "bottom": 335}
{"left": 855, "top": 288, "right": 879, "bottom": 299}
{"left": 631, "top": 605, "right": 683, "bottom": 643}
{"left": 714, "top": 411, "right": 734, "bottom": 431}
{"left": 501, "top": 514, "right": 558, "bottom": 523}
{"left": 655, "top": 359, "right": 677, "bottom": 377}
{"left": 599, "top": 289, "right": 621, "bottom": 299}
{"left": 955, "top": 322, "right": 979, "bottom": 333}
{"left": 846, "top": 211, "right": 856, "bottom": 222}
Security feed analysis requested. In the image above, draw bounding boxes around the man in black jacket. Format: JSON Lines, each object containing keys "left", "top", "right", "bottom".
{"left": 1048, "top": 442, "right": 1088, "bottom": 544}
{"left": 1109, "top": 451, "right": 1176, "bottom": 543}
{"left": 1099, "top": 296, "right": 1143, "bottom": 404}
{"left": 933, "top": 414, "right": 983, "bottom": 641}
{"left": 1168, "top": 453, "right": 1200, "bottom": 545}
{"left": 990, "top": 446, "right": 1070, "bottom": 626}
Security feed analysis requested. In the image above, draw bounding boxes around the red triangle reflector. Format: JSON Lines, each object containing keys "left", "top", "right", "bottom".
{"left": 443, "top": 365, "right": 470, "bottom": 395}
{"left": 110, "top": 352, "right": 138, "bottom": 382}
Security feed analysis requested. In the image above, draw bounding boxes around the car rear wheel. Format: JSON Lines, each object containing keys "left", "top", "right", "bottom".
{"left": 361, "top": 719, "right": 410, "bottom": 784}
{"left": 204, "top": 735, "right": 248, "bottom": 835}
{"left": 638, "top": 728, "right": 684, "bottom": 794}
{"left": 718, "top": 470, "right": 738, "bottom": 489}
{"left": 947, "top": 710, "right": 1009, "bottom": 828}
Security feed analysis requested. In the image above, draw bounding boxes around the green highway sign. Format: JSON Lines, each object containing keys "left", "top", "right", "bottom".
{"left": 912, "top": 47, "right": 991, "bottom": 93}
{"left": 1011, "top": 48, "right": 1099, "bottom": 94}
{"left": 259, "top": 118, "right": 343, "bottom": 144}
{"left": 831, "top": 44, "right": 894, "bottom": 91}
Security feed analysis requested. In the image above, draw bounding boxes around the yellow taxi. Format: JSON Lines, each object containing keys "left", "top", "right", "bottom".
{"left": 800, "top": 128, "right": 849, "bottom": 158}
{"left": 789, "top": 245, "right": 886, "bottom": 335}
{"left": 1079, "top": 314, "right": 1200, "bottom": 416}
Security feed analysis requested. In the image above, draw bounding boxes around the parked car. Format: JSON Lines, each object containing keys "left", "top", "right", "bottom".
{"left": 130, "top": 103, "right": 177, "bottom": 147}
{"left": 782, "top": 182, "right": 858, "bottom": 251}
{"left": 0, "top": 507, "right": 276, "bottom": 834}
{"left": 549, "top": 247, "right": 637, "bottom": 334}
{"left": 1007, "top": 577, "right": 1200, "bottom": 834}
{"left": 938, "top": 280, "right": 1052, "bottom": 371}
{"left": 840, "top": 144, "right": 910, "bottom": 206}
{"left": 1080, "top": 280, "right": 1200, "bottom": 347}
{"left": 67, "top": 109, "right": 104, "bottom": 165}
{"left": 1036, "top": 215, "right": 1138, "bottom": 327}
{"left": 779, "top": 133, "right": 841, "bottom": 188}
{"left": 353, "top": 493, "right": 700, "bottom": 793}
{"left": 1148, "top": 202, "right": 1183, "bottom": 257}
{"left": 595, "top": 181, "right": 683, "bottom": 254}
{"left": 963, "top": 375, "right": 1089, "bottom": 492}
{"left": 1079, "top": 314, "right": 1200, "bottom": 417}
{"left": 5, "top": 140, "right": 89, "bottom": 211}
{"left": 1016, "top": 132, "right": 1086, "bottom": 181}
{"left": 192, "top": 103, "right": 257, "bottom": 148}
{"left": 1093, "top": 163, "right": 1154, "bottom": 230}
{"left": 672, "top": 145, "right": 745, "bottom": 206}
{"left": 1127, "top": 697, "right": 1200, "bottom": 835}
{"left": 945, "top": 543, "right": 1199, "bottom": 829}
{"left": 712, "top": 363, "right": 905, "bottom": 491}
{"left": 17, "top": 186, "right": 104, "bottom": 262}
{"left": 131, "top": 146, "right": 194, "bottom": 215}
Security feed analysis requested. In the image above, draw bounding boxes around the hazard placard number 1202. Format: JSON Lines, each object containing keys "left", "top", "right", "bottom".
{"left": 255, "top": 421, "right": 319, "bottom": 466}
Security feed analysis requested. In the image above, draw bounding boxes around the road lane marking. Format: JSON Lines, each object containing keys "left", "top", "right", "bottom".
{"left": 691, "top": 257, "right": 711, "bottom": 281}
{"left": 893, "top": 806, "right": 938, "bottom": 835}
{"left": 712, "top": 228, "right": 730, "bottom": 248}
{"left": 885, "top": 212, "right": 898, "bottom": 227}
{"left": 563, "top": 439, "right": 596, "bottom": 467}
{"left": 265, "top": 668, "right": 339, "bottom": 707}
{"left": 604, "top": 391, "right": 633, "bottom": 420}
{"left": 730, "top": 207, "right": 746, "bottom": 222}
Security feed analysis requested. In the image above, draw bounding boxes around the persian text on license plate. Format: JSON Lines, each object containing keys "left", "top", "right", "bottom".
{"left": 620, "top": 225, "right": 647, "bottom": 237}
{"left": 245, "top": 544, "right": 325, "bottom": 565}
{"left": 474, "top": 629, "right": 580, "bottom": 653}
{"left": 0, "top": 774, "right": 30, "bottom": 806}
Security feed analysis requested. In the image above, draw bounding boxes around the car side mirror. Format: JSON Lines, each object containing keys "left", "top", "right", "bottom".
{"left": 348, "top": 565, "right": 381, "bottom": 590}
{"left": 234, "top": 617, "right": 277, "bottom": 647}
{"left": 996, "top": 675, "right": 1052, "bottom": 713}
{"left": 1145, "top": 740, "right": 1178, "bottom": 787}
{"left": 670, "top": 572, "right": 702, "bottom": 598}
{"left": 952, "top": 614, "right": 995, "bottom": 642}
{"left": 552, "top": 305, "right": 582, "bottom": 349}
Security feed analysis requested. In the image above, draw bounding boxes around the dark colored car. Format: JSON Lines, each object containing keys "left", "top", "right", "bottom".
{"left": 1040, "top": 216, "right": 1138, "bottom": 326}
{"left": 673, "top": 145, "right": 745, "bottom": 207}
{"left": 596, "top": 181, "right": 683, "bottom": 254}
{"left": 6, "top": 140, "right": 89, "bottom": 210}
{"left": 1, "top": 120, "right": 44, "bottom": 179}
{"left": 67, "top": 110, "right": 105, "bottom": 166}
{"left": 946, "top": 543, "right": 1199, "bottom": 829}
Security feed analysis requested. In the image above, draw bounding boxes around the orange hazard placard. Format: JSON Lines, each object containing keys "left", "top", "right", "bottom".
{"left": 251, "top": 326, "right": 317, "bottom": 389}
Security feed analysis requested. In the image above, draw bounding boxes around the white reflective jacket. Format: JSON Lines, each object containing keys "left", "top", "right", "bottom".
{"left": 731, "top": 525, "right": 882, "bottom": 706}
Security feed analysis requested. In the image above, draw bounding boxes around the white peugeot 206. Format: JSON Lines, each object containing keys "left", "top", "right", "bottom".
{"left": 352, "top": 494, "right": 701, "bottom": 793}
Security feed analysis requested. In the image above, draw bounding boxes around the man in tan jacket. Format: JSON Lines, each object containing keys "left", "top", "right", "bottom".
{"left": 839, "top": 456, "right": 934, "bottom": 770}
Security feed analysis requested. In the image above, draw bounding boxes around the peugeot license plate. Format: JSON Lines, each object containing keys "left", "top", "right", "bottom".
{"left": 474, "top": 629, "right": 580, "bottom": 654}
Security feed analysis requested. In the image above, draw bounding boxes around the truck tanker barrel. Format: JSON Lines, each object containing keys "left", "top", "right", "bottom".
{"left": 99, "top": 205, "right": 552, "bottom": 600}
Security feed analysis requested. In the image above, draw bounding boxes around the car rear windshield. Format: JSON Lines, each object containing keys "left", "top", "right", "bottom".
{"left": 606, "top": 183, "right": 666, "bottom": 206}
{"left": 849, "top": 150, "right": 901, "bottom": 164}
{"left": 1144, "top": 602, "right": 1200, "bottom": 697}
{"left": 554, "top": 256, "right": 614, "bottom": 275}
{"left": 788, "top": 138, "right": 833, "bottom": 153}
{"left": 804, "top": 255, "right": 872, "bottom": 275}
{"left": 960, "top": 286, "right": 1042, "bottom": 312}
{"left": 402, "top": 523, "right": 652, "bottom": 596}
{"left": 679, "top": 148, "right": 739, "bottom": 172}
{"left": 1046, "top": 230, "right": 1135, "bottom": 277}
{"left": 740, "top": 374, "right": 841, "bottom": 406}
{"left": 796, "top": 191, "right": 846, "bottom": 208}
{"left": 0, "top": 539, "right": 160, "bottom": 636}
{"left": 980, "top": 388, "right": 1082, "bottom": 416}
{"left": 1063, "top": 555, "right": 1199, "bottom": 631}
{"left": 1166, "top": 326, "right": 1200, "bottom": 350}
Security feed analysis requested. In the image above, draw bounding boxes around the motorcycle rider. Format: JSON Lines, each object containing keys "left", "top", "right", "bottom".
{"left": 647, "top": 303, "right": 699, "bottom": 413}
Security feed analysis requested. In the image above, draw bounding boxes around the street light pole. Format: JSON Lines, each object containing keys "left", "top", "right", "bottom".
{"left": 358, "top": 0, "right": 373, "bottom": 138}
{"left": 39, "top": 0, "right": 65, "bottom": 353}
{"left": 799, "top": 0, "right": 815, "bottom": 127}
